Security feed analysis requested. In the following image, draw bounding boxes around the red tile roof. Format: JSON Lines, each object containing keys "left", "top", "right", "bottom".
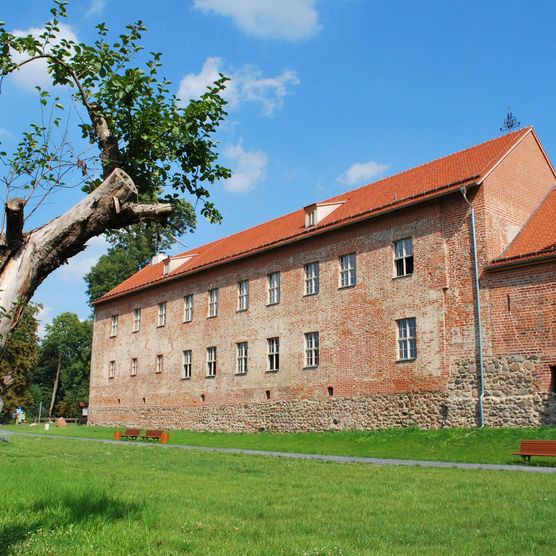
{"left": 95, "top": 127, "right": 533, "bottom": 304}
{"left": 490, "top": 187, "right": 556, "bottom": 269}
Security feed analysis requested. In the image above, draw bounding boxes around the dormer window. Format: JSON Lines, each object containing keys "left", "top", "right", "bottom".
{"left": 304, "top": 201, "right": 345, "bottom": 228}
{"left": 163, "top": 260, "right": 170, "bottom": 275}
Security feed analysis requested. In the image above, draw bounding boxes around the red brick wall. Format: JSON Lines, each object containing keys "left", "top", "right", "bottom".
{"left": 90, "top": 199, "right": 465, "bottom": 413}
{"left": 485, "top": 260, "right": 556, "bottom": 391}
{"left": 482, "top": 133, "right": 556, "bottom": 263}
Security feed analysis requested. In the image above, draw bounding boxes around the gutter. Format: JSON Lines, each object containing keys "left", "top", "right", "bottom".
{"left": 460, "top": 186, "right": 485, "bottom": 428}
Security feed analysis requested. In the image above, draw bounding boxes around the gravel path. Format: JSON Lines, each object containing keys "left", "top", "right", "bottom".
{"left": 3, "top": 430, "right": 556, "bottom": 474}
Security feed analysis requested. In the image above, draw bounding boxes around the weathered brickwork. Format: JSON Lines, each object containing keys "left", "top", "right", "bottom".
{"left": 88, "top": 134, "right": 556, "bottom": 431}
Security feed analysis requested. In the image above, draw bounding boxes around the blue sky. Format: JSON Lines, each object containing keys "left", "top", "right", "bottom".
{"left": 1, "top": 0, "right": 556, "bottom": 332}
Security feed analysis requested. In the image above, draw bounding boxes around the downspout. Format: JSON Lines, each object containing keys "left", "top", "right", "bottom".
{"left": 460, "top": 186, "right": 485, "bottom": 428}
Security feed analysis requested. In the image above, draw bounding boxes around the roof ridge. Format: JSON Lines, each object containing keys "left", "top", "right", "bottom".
{"left": 322, "top": 127, "right": 532, "bottom": 204}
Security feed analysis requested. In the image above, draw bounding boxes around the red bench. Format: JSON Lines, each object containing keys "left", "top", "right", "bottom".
{"left": 513, "top": 440, "right": 556, "bottom": 463}
{"left": 121, "top": 428, "right": 141, "bottom": 440}
{"left": 141, "top": 429, "right": 163, "bottom": 441}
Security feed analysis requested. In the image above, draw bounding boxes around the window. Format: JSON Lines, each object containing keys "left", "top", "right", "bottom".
{"left": 109, "top": 360, "right": 115, "bottom": 379}
{"left": 158, "top": 302, "right": 167, "bottom": 327}
{"left": 131, "top": 358, "right": 138, "bottom": 377}
{"left": 394, "top": 238, "right": 414, "bottom": 277}
{"left": 238, "top": 280, "right": 249, "bottom": 311}
{"left": 267, "top": 337, "right": 280, "bottom": 371}
{"left": 156, "top": 354, "right": 164, "bottom": 373}
{"left": 304, "top": 332, "right": 320, "bottom": 368}
{"left": 132, "top": 308, "right": 141, "bottom": 332}
{"left": 307, "top": 210, "right": 315, "bottom": 227}
{"left": 268, "top": 272, "right": 280, "bottom": 305}
{"left": 339, "top": 253, "right": 356, "bottom": 287}
{"left": 397, "top": 318, "right": 417, "bottom": 360}
{"left": 208, "top": 288, "right": 218, "bottom": 317}
{"left": 183, "top": 294, "right": 193, "bottom": 322}
{"left": 110, "top": 315, "right": 118, "bottom": 337}
{"left": 183, "top": 350, "right": 192, "bottom": 379}
{"left": 304, "top": 262, "right": 320, "bottom": 295}
{"left": 236, "top": 342, "right": 248, "bottom": 374}
{"left": 551, "top": 367, "right": 556, "bottom": 394}
{"left": 163, "top": 260, "right": 170, "bottom": 275}
{"left": 206, "top": 347, "right": 217, "bottom": 377}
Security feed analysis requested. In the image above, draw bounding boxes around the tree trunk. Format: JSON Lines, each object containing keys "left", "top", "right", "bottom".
{"left": 0, "top": 168, "right": 173, "bottom": 357}
{"left": 49, "top": 351, "right": 62, "bottom": 417}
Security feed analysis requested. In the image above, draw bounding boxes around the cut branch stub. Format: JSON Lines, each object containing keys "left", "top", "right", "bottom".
{"left": 5, "top": 198, "right": 25, "bottom": 249}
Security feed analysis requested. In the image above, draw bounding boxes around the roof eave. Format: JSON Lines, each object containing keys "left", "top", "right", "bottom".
{"left": 93, "top": 178, "right": 480, "bottom": 306}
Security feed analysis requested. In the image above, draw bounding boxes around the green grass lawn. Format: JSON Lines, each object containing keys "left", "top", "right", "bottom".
{"left": 1, "top": 435, "right": 556, "bottom": 555}
{"left": 2, "top": 423, "right": 556, "bottom": 465}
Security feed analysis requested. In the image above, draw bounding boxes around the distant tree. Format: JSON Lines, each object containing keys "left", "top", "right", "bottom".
{"left": 0, "top": 0, "right": 230, "bottom": 355}
{"left": 84, "top": 203, "right": 196, "bottom": 305}
{"left": 33, "top": 312, "right": 92, "bottom": 417}
{"left": 0, "top": 305, "right": 39, "bottom": 418}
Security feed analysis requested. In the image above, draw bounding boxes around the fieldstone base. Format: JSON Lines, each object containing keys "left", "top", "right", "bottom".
{"left": 89, "top": 392, "right": 450, "bottom": 432}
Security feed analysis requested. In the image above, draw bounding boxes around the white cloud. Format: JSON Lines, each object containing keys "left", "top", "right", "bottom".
{"left": 87, "top": 0, "right": 107, "bottom": 17}
{"left": 10, "top": 23, "right": 78, "bottom": 91}
{"left": 59, "top": 235, "right": 108, "bottom": 282}
{"left": 337, "top": 161, "right": 389, "bottom": 186}
{"left": 177, "top": 57, "right": 299, "bottom": 116}
{"left": 223, "top": 141, "right": 267, "bottom": 193}
{"left": 36, "top": 305, "right": 53, "bottom": 338}
{"left": 193, "top": 0, "right": 321, "bottom": 41}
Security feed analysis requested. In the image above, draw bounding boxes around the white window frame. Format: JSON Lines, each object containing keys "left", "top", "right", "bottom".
{"left": 394, "top": 238, "right": 414, "bottom": 277}
{"left": 158, "top": 302, "right": 167, "bottom": 327}
{"left": 397, "top": 318, "right": 417, "bottom": 361}
{"left": 267, "top": 337, "right": 280, "bottom": 371}
{"left": 110, "top": 315, "right": 118, "bottom": 337}
{"left": 132, "top": 308, "right": 141, "bottom": 332}
{"left": 109, "top": 360, "right": 116, "bottom": 379}
{"left": 208, "top": 288, "right": 219, "bottom": 317}
{"left": 304, "top": 262, "right": 320, "bottom": 295}
{"left": 183, "top": 294, "right": 193, "bottom": 322}
{"left": 238, "top": 280, "right": 249, "bottom": 311}
{"left": 236, "top": 342, "right": 248, "bottom": 374}
{"left": 131, "top": 358, "right": 138, "bottom": 377}
{"left": 156, "top": 354, "right": 164, "bottom": 374}
{"left": 304, "top": 332, "right": 320, "bottom": 368}
{"left": 206, "top": 347, "right": 217, "bottom": 377}
{"left": 339, "top": 253, "right": 356, "bottom": 288}
{"left": 268, "top": 272, "right": 281, "bottom": 305}
{"left": 307, "top": 210, "right": 315, "bottom": 227}
{"left": 182, "top": 350, "right": 192, "bottom": 379}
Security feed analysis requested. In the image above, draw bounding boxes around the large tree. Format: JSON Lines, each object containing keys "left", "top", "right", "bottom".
{"left": 32, "top": 312, "right": 92, "bottom": 417}
{"left": 0, "top": 305, "right": 39, "bottom": 417}
{"left": 0, "top": 1, "right": 230, "bottom": 355}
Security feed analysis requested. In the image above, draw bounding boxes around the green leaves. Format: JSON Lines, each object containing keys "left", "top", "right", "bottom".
{"left": 1, "top": 0, "right": 231, "bottom": 229}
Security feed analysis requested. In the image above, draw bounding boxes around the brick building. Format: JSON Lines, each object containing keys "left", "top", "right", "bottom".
{"left": 88, "top": 127, "right": 556, "bottom": 431}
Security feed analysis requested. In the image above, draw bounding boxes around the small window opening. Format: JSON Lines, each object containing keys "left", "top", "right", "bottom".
{"left": 265, "top": 390, "right": 271, "bottom": 400}
{"left": 201, "top": 394, "right": 206, "bottom": 402}
{"left": 327, "top": 386, "right": 334, "bottom": 397}
{"left": 117, "top": 398, "right": 121, "bottom": 404}
{"left": 142, "top": 397, "right": 146, "bottom": 404}
{"left": 551, "top": 367, "right": 556, "bottom": 394}
{"left": 507, "top": 294, "right": 511, "bottom": 312}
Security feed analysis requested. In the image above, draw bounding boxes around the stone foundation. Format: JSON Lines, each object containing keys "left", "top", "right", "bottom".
{"left": 89, "top": 354, "right": 556, "bottom": 432}
{"left": 89, "top": 392, "right": 450, "bottom": 432}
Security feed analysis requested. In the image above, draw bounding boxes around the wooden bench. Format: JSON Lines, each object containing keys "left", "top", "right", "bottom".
{"left": 121, "top": 428, "right": 141, "bottom": 440}
{"left": 141, "top": 429, "right": 164, "bottom": 441}
{"left": 513, "top": 440, "right": 556, "bottom": 463}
